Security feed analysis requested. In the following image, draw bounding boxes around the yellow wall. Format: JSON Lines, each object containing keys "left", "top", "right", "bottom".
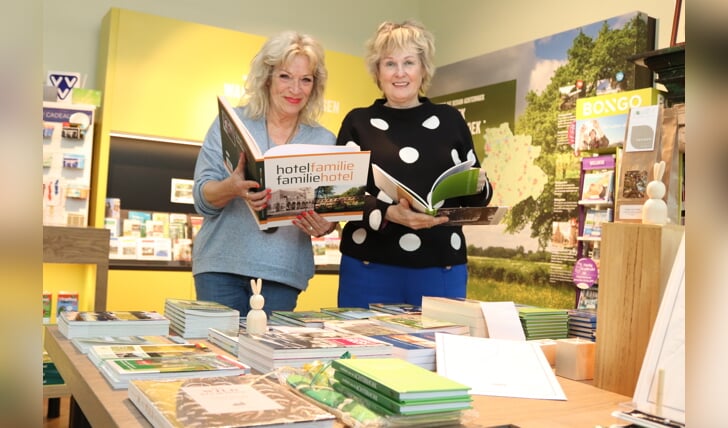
{"left": 297, "top": 274, "right": 339, "bottom": 311}
{"left": 46, "top": 8, "right": 376, "bottom": 313}
{"left": 106, "top": 270, "right": 195, "bottom": 314}
{"left": 106, "top": 270, "right": 336, "bottom": 314}
{"left": 43, "top": 265, "right": 336, "bottom": 316}
{"left": 43, "top": 264, "right": 97, "bottom": 323}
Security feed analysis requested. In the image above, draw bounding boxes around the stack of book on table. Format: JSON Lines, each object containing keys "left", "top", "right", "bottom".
{"left": 320, "top": 306, "right": 388, "bottom": 320}
{"left": 98, "top": 348, "right": 252, "bottom": 389}
{"left": 371, "top": 313, "right": 470, "bottom": 335}
{"left": 368, "top": 332, "right": 438, "bottom": 371}
{"left": 517, "top": 306, "right": 569, "bottom": 340}
{"left": 86, "top": 342, "right": 215, "bottom": 367}
{"left": 128, "top": 374, "right": 336, "bottom": 428}
{"left": 322, "top": 319, "right": 404, "bottom": 337}
{"left": 236, "top": 325, "right": 393, "bottom": 373}
{"left": 207, "top": 327, "right": 242, "bottom": 356}
{"left": 331, "top": 358, "right": 472, "bottom": 420}
{"left": 71, "top": 335, "right": 187, "bottom": 354}
{"left": 57, "top": 310, "right": 170, "bottom": 339}
{"left": 567, "top": 309, "right": 597, "bottom": 341}
{"left": 164, "top": 298, "right": 239, "bottom": 338}
{"left": 43, "top": 351, "right": 64, "bottom": 386}
{"left": 421, "top": 296, "right": 488, "bottom": 337}
{"left": 269, "top": 310, "right": 342, "bottom": 328}
{"left": 324, "top": 319, "right": 438, "bottom": 370}
{"left": 368, "top": 302, "right": 422, "bottom": 315}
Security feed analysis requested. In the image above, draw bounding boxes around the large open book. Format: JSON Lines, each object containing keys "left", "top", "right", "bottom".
{"left": 372, "top": 160, "right": 481, "bottom": 215}
{"left": 218, "top": 96, "right": 370, "bottom": 230}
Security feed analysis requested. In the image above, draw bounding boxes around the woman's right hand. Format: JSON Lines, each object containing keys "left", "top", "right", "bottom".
{"left": 385, "top": 199, "right": 449, "bottom": 230}
{"left": 233, "top": 153, "right": 269, "bottom": 211}
{"left": 203, "top": 153, "right": 270, "bottom": 209}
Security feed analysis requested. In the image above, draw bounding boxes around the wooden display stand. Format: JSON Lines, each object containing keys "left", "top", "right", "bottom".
{"left": 594, "top": 222, "right": 684, "bottom": 396}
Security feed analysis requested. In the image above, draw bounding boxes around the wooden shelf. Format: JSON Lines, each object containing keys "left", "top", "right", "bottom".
{"left": 43, "top": 226, "right": 110, "bottom": 311}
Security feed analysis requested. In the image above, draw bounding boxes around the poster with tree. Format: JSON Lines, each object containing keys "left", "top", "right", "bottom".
{"left": 430, "top": 11, "right": 655, "bottom": 309}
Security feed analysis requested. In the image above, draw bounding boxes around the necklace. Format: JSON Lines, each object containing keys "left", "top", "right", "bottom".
{"left": 264, "top": 118, "right": 298, "bottom": 149}
{"left": 261, "top": 117, "right": 297, "bottom": 235}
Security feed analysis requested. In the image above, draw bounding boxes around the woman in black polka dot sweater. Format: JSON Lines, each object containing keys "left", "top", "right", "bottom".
{"left": 335, "top": 20, "right": 493, "bottom": 308}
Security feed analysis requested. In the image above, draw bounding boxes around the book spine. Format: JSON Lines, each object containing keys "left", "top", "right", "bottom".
{"left": 332, "top": 381, "right": 395, "bottom": 416}
{"left": 331, "top": 361, "right": 399, "bottom": 401}
{"left": 335, "top": 372, "right": 400, "bottom": 413}
{"left": 42, "top": 292, "right": 52, "bottom": 324}
{"left": 256, "top": 159, "right": 267, "bottom": 221}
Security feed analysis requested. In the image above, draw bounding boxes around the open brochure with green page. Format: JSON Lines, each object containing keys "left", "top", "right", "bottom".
{"left": 372, "top": 159, "right": 480, "bottom": 215}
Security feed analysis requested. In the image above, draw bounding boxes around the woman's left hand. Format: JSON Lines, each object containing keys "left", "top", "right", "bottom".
{"left": 385, "top": 199, "right": 449, "bottom": 230}
{"left": 293, "top": 210, "right": 335, "bottom": 237}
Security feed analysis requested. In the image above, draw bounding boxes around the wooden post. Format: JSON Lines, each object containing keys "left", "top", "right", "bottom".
{"left": 593, "top": 222, "right": 683, "bottom": 396}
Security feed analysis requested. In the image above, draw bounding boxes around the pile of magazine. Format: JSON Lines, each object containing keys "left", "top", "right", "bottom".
{"left": 236, "top": 325, "right": 393, "bottom": 373}
{"left": 57, "top": 310, "right": 170, "bottom": 339}
{"left": 164, "top": 298, "right": 239, "bottom": 338}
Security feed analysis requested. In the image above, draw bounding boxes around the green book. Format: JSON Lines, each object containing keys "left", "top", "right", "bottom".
{"left": 334, "top": 372, "right": 472, "bottom": 415}
{"left": 330, "top": 358, "right": 470, "bottom": 402}
{"left": 517, "top": 307, "right": 569, "bottom": 318}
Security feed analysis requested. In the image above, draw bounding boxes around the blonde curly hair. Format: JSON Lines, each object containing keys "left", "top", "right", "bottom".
{"left": 243, "top": 31, "right": 327, "bottom": 126}
{"left": 364, "top": 20, "right": 436, "bottom": 95}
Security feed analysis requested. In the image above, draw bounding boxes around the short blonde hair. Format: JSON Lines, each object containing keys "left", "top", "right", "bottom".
{"left": 244, "top": 31, "right": 327, "bottom": 126}
{"left": 364, "top": 20, "right": 436, "bottom": 94}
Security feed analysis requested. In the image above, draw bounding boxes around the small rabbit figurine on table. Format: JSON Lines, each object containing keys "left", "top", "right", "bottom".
{"left": 246, "top": 278, "right": 267, "bottom": 335}
{"left": 642, "top": 160, "right": 668, "bottom": 225}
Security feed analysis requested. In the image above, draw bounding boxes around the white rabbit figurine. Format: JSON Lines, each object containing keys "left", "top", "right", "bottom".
{"left": 246, "top": 278, "right": 267, "bottom": 335}
{"left": 642, "top": 160, "right": 668, "bottom": 225}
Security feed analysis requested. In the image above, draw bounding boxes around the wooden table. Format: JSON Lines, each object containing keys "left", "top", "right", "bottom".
{"left": 44, "top": 325, "right": 631, "bottom": 427}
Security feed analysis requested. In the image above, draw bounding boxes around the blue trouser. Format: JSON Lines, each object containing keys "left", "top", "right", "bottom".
{"left": 337, "top": 255, "right": 467, "bottom": 308}
{"left": 194, "top": 272, "right": 300, "bottom": 317}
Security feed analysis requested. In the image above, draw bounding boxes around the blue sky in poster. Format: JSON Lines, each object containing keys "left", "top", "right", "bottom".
{"left": 533, "top": 14, "right": 633, "bottom": 60}
{"left": 431, "top": 12, "right": 644, "bottom": 119}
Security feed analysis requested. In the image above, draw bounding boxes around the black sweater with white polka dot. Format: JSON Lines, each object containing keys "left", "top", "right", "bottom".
{"left": 336, "top": 98, "right": 492, "bottom": 268}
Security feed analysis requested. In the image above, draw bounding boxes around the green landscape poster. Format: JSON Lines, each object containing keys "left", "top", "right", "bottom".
{"left": 429, "top": 11, "right": 655, "bottom": 308}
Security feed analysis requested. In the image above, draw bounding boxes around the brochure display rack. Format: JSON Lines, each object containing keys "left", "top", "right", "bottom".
{"left": 43, "top": 101, "right": 96, "bottom": 227}
{"left": 573, "top": 154, "right": 616, "bottom": 310}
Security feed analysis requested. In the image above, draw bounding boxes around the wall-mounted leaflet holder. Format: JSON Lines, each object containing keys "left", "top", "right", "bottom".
{"left": 42, "top": 102, "right": 95, "bottom": 227}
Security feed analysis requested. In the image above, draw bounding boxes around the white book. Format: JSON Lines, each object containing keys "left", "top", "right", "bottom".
{"left": 57, "top": 311, "right": 170, "bottom": 339}
{"left": 87, "top": 343, "right": 213, "bottom": 367}
{"left": 71, "top": 335, "right": 186, "bottom": 354}
{"left": 99, "top": 352, "right": 251, "bottom": 389}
